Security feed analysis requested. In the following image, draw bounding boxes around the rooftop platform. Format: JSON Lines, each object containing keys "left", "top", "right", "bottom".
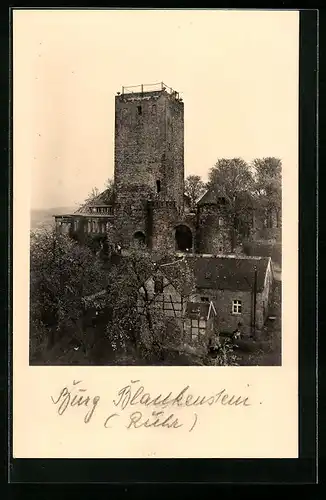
{"left": 117, "top": 82, "right": 181, "bottom": 100}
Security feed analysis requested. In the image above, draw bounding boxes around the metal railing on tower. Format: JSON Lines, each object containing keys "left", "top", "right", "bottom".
{"left": 120, "top": 82, "right": 180, "bottom": 99}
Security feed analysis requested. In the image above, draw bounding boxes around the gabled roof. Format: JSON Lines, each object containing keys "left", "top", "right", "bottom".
{"left": 185, "top": 255, "right": 270, "bottom": 292}
{"left": 197, "top": 188, "right": 225, "bottom": 205}
{"left": 155, "top": 254, "right": 270, "bottom": 294}
{"left": 75, "top": 189, "right": 113, "bottom": 214}
{"left": 197, "top": 187, "right": 256, "bottom": 209}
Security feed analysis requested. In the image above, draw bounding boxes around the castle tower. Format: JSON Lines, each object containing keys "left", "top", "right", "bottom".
{"left": 113, "top": 83, "right": 184, "bottom": 248}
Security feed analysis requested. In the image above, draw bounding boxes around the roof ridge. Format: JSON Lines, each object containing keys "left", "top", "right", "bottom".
{"left": 184, "top": 253, "right": 263, "bottom": 260}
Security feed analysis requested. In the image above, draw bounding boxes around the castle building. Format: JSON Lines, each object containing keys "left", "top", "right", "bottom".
{"left": 54, "top": 82, "right": 248, "bottom": 254}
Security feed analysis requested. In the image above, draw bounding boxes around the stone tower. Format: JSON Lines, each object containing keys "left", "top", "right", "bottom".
{"left": 113, "top": 83, "right": 184, "bottom": 249}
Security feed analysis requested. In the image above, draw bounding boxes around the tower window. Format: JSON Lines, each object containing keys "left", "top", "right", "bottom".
{"left": 154, "top": 277, "right": 164, "bottom": 294}
{"left": 137, "top": 105, "right": 142, "bottom": 115}
{"left": 156, "top": 180, "right": 161, "bottom": 193}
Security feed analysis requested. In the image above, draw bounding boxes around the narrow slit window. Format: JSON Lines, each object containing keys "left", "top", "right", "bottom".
{"left": 156, "top": 180, "right": 161, "bottom": 193}
{"left": 154, "top": 277, "right": 164, "bottom": 294}
{"left": 137, "top": 105, "right": 142, "bottom": 115}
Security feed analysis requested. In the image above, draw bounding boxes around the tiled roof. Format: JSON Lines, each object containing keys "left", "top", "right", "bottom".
{"left": 197, "top": 189, "right": 220, "bottom": 205}
{"left": 185, "top": 255, "right": 270, "bottom": 292}
{"left": 159, "top": 254, "right": 270, "bottom": 294}
{"left": 197, "top": 187, "right": 256, "bottom": 208}
{"left": 75, "top": 189, "right": 113, "bottom": 214}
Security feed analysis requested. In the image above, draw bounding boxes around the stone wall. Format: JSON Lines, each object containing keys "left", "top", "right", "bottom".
{"left": 196, "top": 206, "right": 231, "bottom": 254}
{"left": 164, "top": 95, "right": 184, "bottom": 209}
{"left": 190, "top": 288, "right": 265, "bottom": 336}
{"left": 114, "top": 90, "right": 184, "bottom": 248}
{"left": 150, "top": 202, "right": 179, "bottom": 253}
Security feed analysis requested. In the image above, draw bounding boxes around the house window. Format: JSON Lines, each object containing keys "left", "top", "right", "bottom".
{"left": 191, "top": 327, "right": 199, "bottom": 340}
{"left": 218, "top": 217, "right": 224, "bottom": 226}
{"left": 232, "top": 300, "right": 242, "bottom": 314}
{"left": 154, "top": 277, "right": 164, "bottom": 294}
{"left": 190, "top": 319, "right": 206, "bottom": 340}
{"left": 163, "top": 297, "right": 173, "bottom": 311}
{"left": 200, "top": 297, "right": 209, "bottom": 302}
{"left": 137, "top": 105, "right": 142, "bottom": 115}
{"left": 156, "top": 180, "right": 161, "bottom": 193}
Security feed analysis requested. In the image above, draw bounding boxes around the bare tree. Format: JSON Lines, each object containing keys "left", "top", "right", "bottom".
{"left": 85, "top": 186, "right": 100, "bottom": 203}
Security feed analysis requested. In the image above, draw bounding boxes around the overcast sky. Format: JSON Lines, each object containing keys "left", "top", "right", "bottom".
{"left": 13, "top": 9, "right": 299, "bottom": 210}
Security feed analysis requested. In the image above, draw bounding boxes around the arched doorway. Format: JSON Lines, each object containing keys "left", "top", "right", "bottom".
{"left": 133, "top": 231, "right": 146, "bottom": 247}
{"left": 175, "top": 225, "right": 193, "bottom": 252}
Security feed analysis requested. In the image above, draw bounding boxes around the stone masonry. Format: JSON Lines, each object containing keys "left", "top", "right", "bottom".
{"left": 55, "top": 82, "right": 254, "bottom": 254}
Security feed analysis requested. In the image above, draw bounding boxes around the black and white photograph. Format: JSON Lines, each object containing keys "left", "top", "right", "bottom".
{"left": 11, "top": 7, "right": 304, "bottom": 463}
{"left": 22, "top": 10, "right": 294, "bottom": 368}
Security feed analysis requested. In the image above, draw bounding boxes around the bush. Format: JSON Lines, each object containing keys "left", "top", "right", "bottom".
{"left": 243, "top": 240, "right": 281, "bottom": 266}
{"left": 234, "top": 339, "right": 268, "bottom": 353}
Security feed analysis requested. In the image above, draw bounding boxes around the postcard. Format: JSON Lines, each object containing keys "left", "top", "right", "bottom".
{"left": 13, "top": 9, "right": 299, "bottom": 459}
